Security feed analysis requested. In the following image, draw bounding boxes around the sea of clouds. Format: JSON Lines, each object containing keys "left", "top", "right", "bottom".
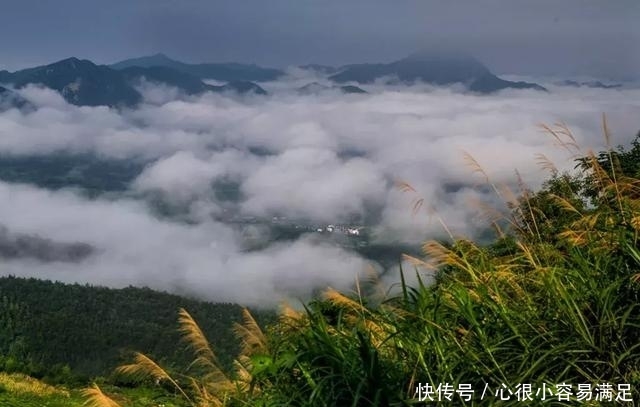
{"left": 0, "top": 72, "right": 638, "bottom": 306}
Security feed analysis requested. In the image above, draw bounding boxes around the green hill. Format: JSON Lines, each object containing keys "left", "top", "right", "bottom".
{"left": 0, "top": 277, "right": 274, "bottom": 383}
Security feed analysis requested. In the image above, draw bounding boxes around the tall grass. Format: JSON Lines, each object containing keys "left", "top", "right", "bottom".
{"left": 242, "top": 122, "right": 639, "bottom": 405}
{"left": 86, "top": 120, "right": 640, "bottom": 406}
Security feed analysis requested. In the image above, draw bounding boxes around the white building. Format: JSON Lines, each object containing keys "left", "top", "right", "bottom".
{"left": 347, "top": 228, "right": 360, "bottom": 236}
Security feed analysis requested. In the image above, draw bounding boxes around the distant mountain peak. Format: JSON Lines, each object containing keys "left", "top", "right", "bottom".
{"left": 57, "top": 56, "right": 81, "bottom": 63}
{"left": 329, "top": 50, "right": 545, "bottom": 93}
{"left": 110, "top": 53, "right": 183, "bottom": 71}
{"left": 145, "top": 53, "right": 177, "bottom": 63}
{"left": 49, "top": 57, "right": 95, "bottom": 70}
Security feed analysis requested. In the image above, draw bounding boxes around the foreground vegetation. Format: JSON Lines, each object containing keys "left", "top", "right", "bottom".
{"left": 0, "top": 122, "right": 640, "bottom": 407}
{"left": 81, "top": 123, "right": 640, "bottom": 406}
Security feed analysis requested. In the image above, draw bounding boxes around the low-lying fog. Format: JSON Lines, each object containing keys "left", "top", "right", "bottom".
{"left": 1, "top": 72, "right": 638, "bottom": 306}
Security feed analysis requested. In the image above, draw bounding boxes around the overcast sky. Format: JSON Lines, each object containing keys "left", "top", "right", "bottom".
{"left": 1, "top": 1, "right": 639, "bottom": 78}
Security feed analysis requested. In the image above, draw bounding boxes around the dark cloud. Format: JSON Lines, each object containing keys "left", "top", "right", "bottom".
{"left": 0, "top": 0, "right": 637, "bottom": 79}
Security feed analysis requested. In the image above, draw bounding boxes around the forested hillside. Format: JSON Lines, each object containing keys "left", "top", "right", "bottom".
{"left": 0, "top": 277, "right": 274, "bottom": 383}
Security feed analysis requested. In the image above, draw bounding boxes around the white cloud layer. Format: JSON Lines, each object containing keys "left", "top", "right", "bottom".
{"left": 0, "top": 79, "right": 638, "bottom": 305}
{"left": 0, "top": 181, "right": 370, "bottom": 306}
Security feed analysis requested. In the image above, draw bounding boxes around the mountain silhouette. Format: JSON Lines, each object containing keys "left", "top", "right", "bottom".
{"left": 111, "top": 53, "right": 284, "bottom": 82}
{"left": 0, "top": 58, "right": 268, "bottom": 107}
{"left": 0, "top": 58, "right": 142, "bottom": 107}
{"left": 329, "top": 51, "right": 546, "bottom": 93}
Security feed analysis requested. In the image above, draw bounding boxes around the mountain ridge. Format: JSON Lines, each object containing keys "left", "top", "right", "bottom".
{"left": 111, "top": 53, "right": 284, "bottom": 82}
{"left": 0, "top": 51, "right": 556, "bottom": 107}
{"left": 0, "top": 57, "right": 142, "bottom": 107}
{"left": 328, "top": 50, "right": 546, "bottom": 93}
{"left": 0, "top": 58, "right": 268, "bottom": 107}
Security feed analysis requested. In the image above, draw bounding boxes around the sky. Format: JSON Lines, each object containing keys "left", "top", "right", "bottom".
{"left": 0, "top": 0, "right": 638, "bottom": 80}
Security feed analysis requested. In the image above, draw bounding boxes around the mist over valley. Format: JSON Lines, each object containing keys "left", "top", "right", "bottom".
{"left": 1, "top": 52, "right": 638, "bottom": 306}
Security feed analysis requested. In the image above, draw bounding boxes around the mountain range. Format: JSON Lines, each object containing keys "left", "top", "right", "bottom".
{"left": 1, "top": 58, "right": 142, "bottom": 107}
{"left": 0, "top": 51, "right": 553, "bottom": 108}
{"left": 0, "top": 57, "right": 269, "bottom": 107}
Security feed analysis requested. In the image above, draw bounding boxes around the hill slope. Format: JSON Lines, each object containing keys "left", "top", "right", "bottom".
{"left": 0, "top": 276, "right": 274, "bottom": 381}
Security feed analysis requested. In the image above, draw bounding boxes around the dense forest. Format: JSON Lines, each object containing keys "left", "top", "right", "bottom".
{"left": 0, "top": 277, "right": 274, "bottom": 383}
